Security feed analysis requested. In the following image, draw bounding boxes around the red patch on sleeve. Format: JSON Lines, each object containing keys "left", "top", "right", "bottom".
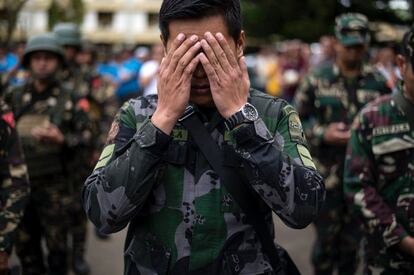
{"left": 92, "top": 78, "right": 102, "bottom": 90}
{"left": 77, "top": 98, "right": 90, "bottom": 112}
{"left": 1, "top": 112, "right": 15, "bottom": 128}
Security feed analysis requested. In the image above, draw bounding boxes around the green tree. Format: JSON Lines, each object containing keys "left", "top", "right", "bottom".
{"left": 0, "top": 0, "right": 28, "bottom": 45}
{"left": 48, "top": 0, "right": 84, "bottom": 28}
{"left": 242, "top": 0, "right": 412, "bottom": 42}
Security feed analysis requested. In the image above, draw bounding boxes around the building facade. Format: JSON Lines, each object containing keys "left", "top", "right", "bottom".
{"left": 16, "top": 0, "right": 162, "bottom": 44}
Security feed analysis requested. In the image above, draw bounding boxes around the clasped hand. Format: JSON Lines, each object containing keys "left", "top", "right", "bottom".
{"left": 151, "top": 32, "right": 250, "bottom": 134}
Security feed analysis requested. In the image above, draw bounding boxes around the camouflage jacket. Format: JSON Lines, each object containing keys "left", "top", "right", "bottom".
{"left": 344, "top": 87, "right": 414, "bottom": 271}
{"left": 5, "top": 79, "right": 92, "bottom": 178}
{"left": 295, "top": 63, "right": 391, "bottom": 190}
{"left": 83, "top": 90, "right": 325, "bottom": 274}
{"left": 0, "top": 98, "right": 29, "bottom": 254}
{"left": 65, "top": 63, "right": 117, "bottom": 147}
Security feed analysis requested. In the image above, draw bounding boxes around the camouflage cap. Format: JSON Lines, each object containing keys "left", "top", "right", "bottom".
{"left": 335, "top": 13, "right": 370, "bottom": 46}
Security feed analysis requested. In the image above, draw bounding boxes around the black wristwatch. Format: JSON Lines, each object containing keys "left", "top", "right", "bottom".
{"left": 224, "top": 103, "right": 259, "bottom": 131}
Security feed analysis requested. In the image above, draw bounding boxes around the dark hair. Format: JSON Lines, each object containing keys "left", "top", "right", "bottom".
{"left": 401, "top": 29, "right": 414, "bottom": 60}
{"left": 159, "top": 0, "right": 242, "bottom": 42}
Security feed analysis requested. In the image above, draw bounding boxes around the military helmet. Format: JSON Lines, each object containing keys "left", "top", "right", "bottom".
{"left": 53, "top": 22, "right": 82, "bottom": 47}
{"left": 335, "top": 13, "right": 370, "bottom": 46}
{"left": 22, "top": 33, "right": 66, "bottom": 68}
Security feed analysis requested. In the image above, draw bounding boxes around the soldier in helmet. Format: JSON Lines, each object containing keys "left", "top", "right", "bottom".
{"left": 0, "top": 97, "right": 29, "bottom": 275}
{"left": 5, "top": 33, "right": 91, "bottom": 275}
{"left": 53, "top": 22, "right": 96, "bottom": 275}
{"left": 344, "top": 28, "right": 414, "bottom": 275}
{"left": 295, "top": 13, "right": 392, "bottom": 275}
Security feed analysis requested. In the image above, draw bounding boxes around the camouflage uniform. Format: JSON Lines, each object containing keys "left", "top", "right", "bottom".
{"left": 67, "top": 62, "right": 116, "bottom": 257}
{"left": 54, "top": 23, "right": 99, "bottom": 268}
{"left": 295, "top": 60, "right": 391, "bottom": 274}
{"left": 294, "top": 13, "right": 392, "bottom": 275}
{"left": 6, "top": 79, "right": 91, "bottom": 275}
{"left": 0, "top": 98, "right": 29, "bottom": 255}
{"left": 344, "top": 29, "right": 414, "bottom": 275}
{"left": 83, "top": 90, "right": 325, "bottom": 274}
{"left": 344, "top": 88, "right": 414, "bottom": 274}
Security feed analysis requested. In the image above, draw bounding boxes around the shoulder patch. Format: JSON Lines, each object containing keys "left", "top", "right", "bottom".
{"left": 76, "top": 98, "right": 90, "bottom": 112}
{"left": 283, "top": 104, "right": 296, "bottom": 116}
{"left": 288, "top": 112, "right": 306, "bottom": 143}
{"left": 1, "top": 111, "right": 15, "bottom": 128}
{"left": 95, "top": 144, "right": 115, "bottom": 170}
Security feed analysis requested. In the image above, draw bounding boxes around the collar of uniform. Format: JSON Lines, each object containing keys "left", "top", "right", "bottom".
{"left": 191, "top": 104, "right": 223, "bottom": 133}
{"left": 26, "top": 78, "right": 61, "bottom": 97}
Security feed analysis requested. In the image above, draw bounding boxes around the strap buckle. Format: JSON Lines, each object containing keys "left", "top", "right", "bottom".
{"left": 178, "top": 105, "right": 196, "bottom": 122}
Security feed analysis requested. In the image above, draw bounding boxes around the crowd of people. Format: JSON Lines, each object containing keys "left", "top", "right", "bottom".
{"left": 0, "top": 0, "right": 413, "bottom": 274}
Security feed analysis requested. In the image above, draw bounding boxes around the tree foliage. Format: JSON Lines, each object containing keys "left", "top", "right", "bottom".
{"left": 242, "top": 0, "right": 412, "bottom": 42}
{"left": 48, "top": 0, "right": 84, "bottom": 28}
{"left": 0, "top": 0, "right": 28, "bottom": 45}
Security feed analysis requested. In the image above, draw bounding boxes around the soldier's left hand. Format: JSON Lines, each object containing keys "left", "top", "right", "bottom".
{"left": 199, "top": 32, "right": 250, "bottom": 118}
{"left": 32, "top": 124, "right": 65, "bottom": 145}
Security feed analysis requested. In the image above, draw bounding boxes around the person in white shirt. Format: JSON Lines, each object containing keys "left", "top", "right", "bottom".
{"left": 139, "top": 44, "right": 164, "bottom": 96}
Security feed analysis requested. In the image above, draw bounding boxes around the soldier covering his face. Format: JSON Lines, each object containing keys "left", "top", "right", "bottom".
{"left": 83, "top": 0, "right": 325, "bottom": 274}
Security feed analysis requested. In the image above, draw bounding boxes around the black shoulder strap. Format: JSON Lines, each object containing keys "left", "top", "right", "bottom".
{"left": 179, "top": 106, "right": 300, "bottom": 275}
{"left": 393, "top": 91, "right": 414, "bottom": 131}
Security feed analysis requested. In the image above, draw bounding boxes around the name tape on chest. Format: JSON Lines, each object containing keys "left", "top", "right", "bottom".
{"left": 373, "top": 123, "right": 410, "bottom": 137}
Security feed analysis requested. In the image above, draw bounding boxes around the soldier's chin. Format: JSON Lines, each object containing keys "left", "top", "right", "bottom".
{"left": 190, "top": 92, "right": 214, "bottom": 107}
{"left": 344, "top": 60, "right": 362, "bottom": 70}
{"left": 32, "top": 72, "right": 55, "bottom": 81}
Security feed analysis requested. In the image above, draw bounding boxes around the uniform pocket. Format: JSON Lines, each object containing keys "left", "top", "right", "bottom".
{"left": 125, "top": 235, "right": 171, "bottom": 275}
{"left": 224, "top": 249, "right": 273, "bottom": 275}
{"left": 372, "top": 137, "right": 413, "bottom": 182}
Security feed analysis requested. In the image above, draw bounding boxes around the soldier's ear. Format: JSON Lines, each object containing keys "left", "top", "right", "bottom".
{"left": 160, "top": 34, "right": 167, "bottom": 56}
{"left": 396, "top": 54, "right": 407, "bottom": 73}
{"left": 236, "top": 31, "right": 246, "bottom": 58}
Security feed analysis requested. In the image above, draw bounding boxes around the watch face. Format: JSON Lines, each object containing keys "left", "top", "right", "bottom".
{"left": 242, "top": 103, "right": 259, "bottom": 121}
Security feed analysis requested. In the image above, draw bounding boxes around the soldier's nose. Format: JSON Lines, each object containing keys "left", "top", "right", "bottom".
{"left": 193, "top": 63, "right": 206, "bottom": 78}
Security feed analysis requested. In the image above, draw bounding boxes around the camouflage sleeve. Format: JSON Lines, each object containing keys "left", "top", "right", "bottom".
{"left": 82, "top": 100, "right": 171, "bottom": 234}
{"left": 0, "top": 113, "right": 29, "bottom": 254}
{"left": 294, "top": 75, "right": 326, "bottom": 147}
{"left": 344, "top": 112, "right": 408, "bottom": 248}
{"left": 230, "top": 102, "right": 325, "bottom": 229}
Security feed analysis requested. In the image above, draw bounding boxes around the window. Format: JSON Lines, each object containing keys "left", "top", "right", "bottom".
{"left": 97, "top": 12, "right": 113, "bottom": 29}
{"left": 148, "top": 13, "right": 159, "bottom": 28}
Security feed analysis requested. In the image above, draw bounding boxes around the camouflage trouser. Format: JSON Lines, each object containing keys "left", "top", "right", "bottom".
{"left": 69, "top": 174, "right": 88, "bottom": 256}
{"left": 15, "top": 174, "right": 70, "bottom": 275}
{"left": 311, "top": 186, "right": 362, "bottom": 275}
{"left": 67, "top": 146, "right": 97, "bottom": 257}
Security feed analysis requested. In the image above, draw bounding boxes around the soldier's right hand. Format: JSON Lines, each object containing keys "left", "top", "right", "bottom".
{"left": 323, "top": 122, "right": 351, "bottom": 145}
{"left": 151, "top": 33, "right": 202, "bottom": 135}
{"left": 0, "top": 251, "right": 8, "bottom": 275}
{"left": 398, "top": 236, "right": 414, "bottom": 257}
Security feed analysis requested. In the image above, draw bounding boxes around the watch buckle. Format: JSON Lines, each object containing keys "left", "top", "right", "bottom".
{"left": 178, "top": 105, "right": 196, "bottom": 122}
